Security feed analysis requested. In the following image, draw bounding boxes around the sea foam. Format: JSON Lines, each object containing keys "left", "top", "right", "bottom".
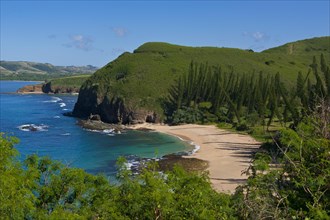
{"left": 43, "top": 97, "right": 62, "bottom": 103}
{"left": 18, "top": 124, "right": 49, "bottom": 132}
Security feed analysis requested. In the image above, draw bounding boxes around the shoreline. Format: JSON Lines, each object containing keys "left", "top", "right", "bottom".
{"left": 0, "top": 80, "right": 44, "bottom": 82}
{"left": 129, "top": 123, "right": 260, "bottom": 193}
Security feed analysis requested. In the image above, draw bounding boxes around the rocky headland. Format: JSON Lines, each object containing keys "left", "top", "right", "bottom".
{"left": 17, "top": 84, "right": 44, "bottom": 94}
{"left": 77, "top": 115, "right": 124, "bottom": 134}
{"left": 17, "top": 81, "right": 80, "bottom": 94}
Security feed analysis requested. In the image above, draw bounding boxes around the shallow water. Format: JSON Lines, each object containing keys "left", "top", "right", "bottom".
{"left": 0, "top": 81, "right": 194, "bottom": 176}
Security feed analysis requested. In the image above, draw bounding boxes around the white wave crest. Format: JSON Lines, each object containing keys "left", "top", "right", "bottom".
{"left": 169, "top": 135, "right": 200, "bottom": 155}
{"left": 84, "top": 128, "right": 120, "bottom": 135}
{"left": 190, "top": 143, "right": 200, "bottom": 155}
{"left": 43, "top": 97, "right": 62, "bottom": 103}
{"left": 18, "top": 124, "right": 48, "bottom": 132}
{"left": 103, "top": 129, "right": 114, "bottom": 134}
{"left": 59, "top": 102, "right": 66, "bottom": 107}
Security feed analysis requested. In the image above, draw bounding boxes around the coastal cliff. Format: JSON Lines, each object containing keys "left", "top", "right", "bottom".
{"left": 71, "top": 38, "right": 329, "bottom": 125}
{"left": 17, "top": 84, "right": 44, "bottom": 93}
{"left": 42, "top": 81, "right": 80, "bottom": 94}
{"left": 17, "top": 82, "right": 80, "bottom": 94}
{"left": 73, "top": 84, "right": 159, "bottom": 124}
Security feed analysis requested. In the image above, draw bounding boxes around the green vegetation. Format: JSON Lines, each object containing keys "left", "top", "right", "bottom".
{"left": 0, "top": 134, "right": 234, "bottom": 219}
{"left": 234, "top": 120, "right": 330, "bottom": 219}
{"left": 263, "top": 36, "right": 330, "bottom": 55}
{"left": 0, "top": 61, "right": 97, "bottom": 81}
{"left": 2, "top": 37, "right": 329, "bottom": 219}
{"left": 1, "top": 104, "right": 329, "bottom": 219}
{"left": 166, "top": 55, "right": 329, "bottom": 136}
{"left": 47, "top": 75, "right": 91, "bottom": 88}
{"left": 77, "top": 37, "right": 329, "bottom": 120}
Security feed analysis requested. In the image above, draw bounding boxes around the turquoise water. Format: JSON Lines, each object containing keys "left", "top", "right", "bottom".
{"left": 0, "top": 81, "right": 193, "bottom": 176}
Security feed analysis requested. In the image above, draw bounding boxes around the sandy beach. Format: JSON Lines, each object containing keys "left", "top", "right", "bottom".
{"left": 131, "top": 123, "right": 260, "bottom": 193}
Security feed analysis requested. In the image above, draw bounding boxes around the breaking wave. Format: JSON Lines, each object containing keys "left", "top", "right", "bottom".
{"left": 43, "top": 97, "right": 62, "bottom": 103}
{"left": 18, "top": 124, "right": 49, "bottom": 132}
{"left": 61, "top": 133, "right": 71, "bottom": 136}
{"left": 84, "top": 128, "right": 121, "bottom": 135}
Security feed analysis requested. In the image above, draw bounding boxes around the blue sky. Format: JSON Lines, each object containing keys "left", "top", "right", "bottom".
{"left": 1, "top": 1, "right": 329, "bottom": 67}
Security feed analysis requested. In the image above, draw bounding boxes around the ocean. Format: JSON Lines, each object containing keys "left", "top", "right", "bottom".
{"left": 0, "top": 81, "right": 194, "bottom": 176}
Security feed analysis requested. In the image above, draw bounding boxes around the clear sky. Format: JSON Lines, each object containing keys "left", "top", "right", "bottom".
{"left": 1, "top": 0, "right": 329, "bottom": 67}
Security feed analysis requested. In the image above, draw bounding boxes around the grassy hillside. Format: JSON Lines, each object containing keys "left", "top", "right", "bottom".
{"left": 49, "top": 75, "right": 91, "bottom": 88}
{"left": 77, "top": 36, "right": 329, "bottom": 119}
{"left": 0, "top": 61, "right": 98, "bottom": 80}
{"left": 40, "top": 75, "right": 91, "bottom": 93}
{"left": 263, "top": 36, "right": 330, "bottom": 55}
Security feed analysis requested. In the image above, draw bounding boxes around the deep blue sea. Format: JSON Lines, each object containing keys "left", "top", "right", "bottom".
{"left": 0, "top": 81, "right": 193, "bottom": 177}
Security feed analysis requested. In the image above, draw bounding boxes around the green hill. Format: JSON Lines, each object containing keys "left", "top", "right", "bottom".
{"left": 263, "top": 36, "right": 330, "bottom": 55}
{"left": 72, "top": 36, "right": 330, "bottom": 124}
{"left": 0, "top": 61, "right": 98, "bottom": 80}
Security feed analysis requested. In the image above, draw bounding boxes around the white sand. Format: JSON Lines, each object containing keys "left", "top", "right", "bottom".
{"left": 130, "top": 123, "right": 260, "bottom": 193}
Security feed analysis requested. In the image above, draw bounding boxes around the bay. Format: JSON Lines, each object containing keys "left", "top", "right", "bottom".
{"left": 0, "top": 81, "right": 194, "bottom": 176}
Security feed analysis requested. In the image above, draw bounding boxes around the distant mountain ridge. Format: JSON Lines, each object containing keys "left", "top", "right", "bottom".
{"left": 0, "top": 61, "right": 98, "bottom": 80}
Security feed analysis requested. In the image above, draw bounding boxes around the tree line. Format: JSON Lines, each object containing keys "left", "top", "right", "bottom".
{"left": 165, "top": 54, "right": 330, "bottom": 133}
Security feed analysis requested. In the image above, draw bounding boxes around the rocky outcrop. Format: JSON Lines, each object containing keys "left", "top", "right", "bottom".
{"left": 17, "top": 82, "right": 80, "bottom": 94}
{"left": 17, "top": 84, "right": 43, "bottom": 93}
{"left": 77, "top": 119, "right": 124, "bottom": 133}
{"left": 42, "top": 82, "right": 80, "bottom": 94}
{"left": 72, "top": 87, "right": 160, "bottom": 125}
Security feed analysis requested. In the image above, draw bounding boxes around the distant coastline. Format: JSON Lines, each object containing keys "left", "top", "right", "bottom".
{"left": 0, "top": 80, "right": 44, "bottom": 82}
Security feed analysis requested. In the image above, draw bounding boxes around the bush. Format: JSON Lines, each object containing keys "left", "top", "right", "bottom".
{"left": 171, "top": 107, "right": 203, "bottom": 125}
{"left": 235, "top": 122, "right": 249, "bottom": 131}
{"left": 264, "top": 60, "right": 275, "bottom": 65}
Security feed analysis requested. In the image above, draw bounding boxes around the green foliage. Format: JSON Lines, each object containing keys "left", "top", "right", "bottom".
{"left": 234, "top": 118, "right": 330, "bottom": 219}
{"left": 0, "top": 134, "right": 234, "bottom": 219}
{"left": 166, "top": 61, "right": 284, "bottom": 127}
{"left": 263, "top": 36, "right": 330, "bottom": 55}
{"left": 235, "top": 122, "right": 249, "bottom": 131}
{"left": 49, "top": 75, "right": 91, "bottom": 88}
{"left": 0, "top": 134, "right": 36, "bottom": 219}
{"left": 171, "top": 106, "right": 203, "bottom": 125}
{"left": 166, "top": 54, "right": 330, "bottom": 134}
{"left": 76, "top": 37, "right": 329, "bottom": 122}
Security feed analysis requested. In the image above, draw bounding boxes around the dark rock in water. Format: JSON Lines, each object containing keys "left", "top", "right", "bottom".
{"left": 21, "top": 125, "right": 38, "bottom": 131}
{"left": 63, "top": 112, "right": 74, "bottom": 117}
{"left": 77, "top": 119, "right": 124, "bottom": 133}
{"left": 18, "top": 124, "right": 48, "bottom": 132}
{"left": 42, "top": 82, "right": 52, "bottom": 93}
{"left": 158, "top": 154, "right": 209, "bottom": 173}
{"left": 123, "top": 154, "right": 208, "bottom": 177}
